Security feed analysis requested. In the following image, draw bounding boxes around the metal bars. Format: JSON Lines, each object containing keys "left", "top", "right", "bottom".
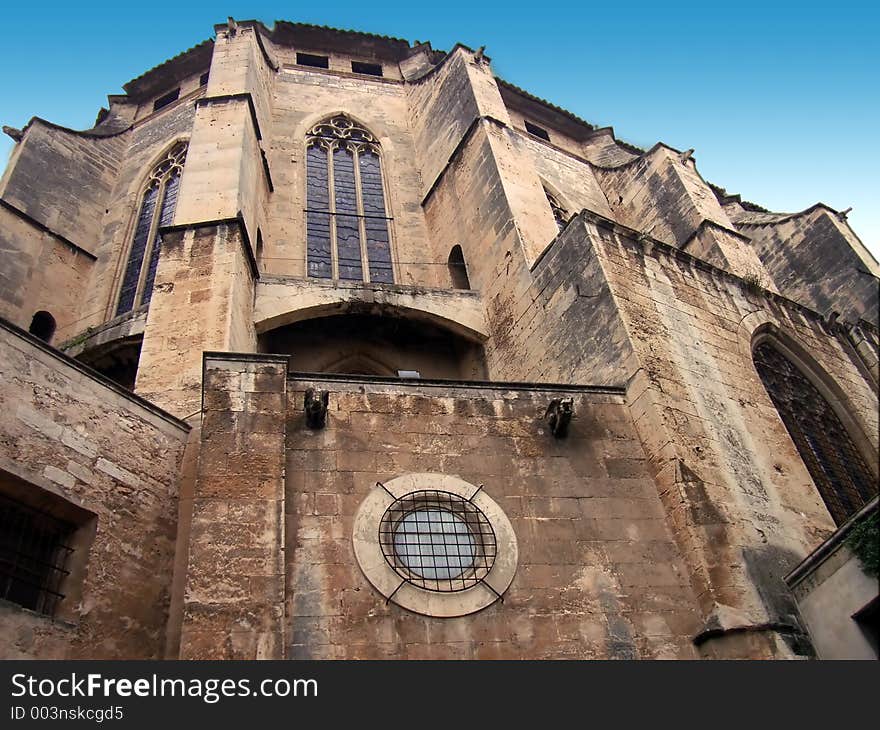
{"left": 379, "top": 489, "right": 496, "bottom": 592}
{"left": 0, "top": 494, "right": 75, "bottom": 616}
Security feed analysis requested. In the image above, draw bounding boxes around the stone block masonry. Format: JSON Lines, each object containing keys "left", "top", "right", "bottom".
{"left": 281, "top": 374, "right": 701, "bottom": 660}
{"left": 0, "top": 318, "right": 189, "bottom": 659}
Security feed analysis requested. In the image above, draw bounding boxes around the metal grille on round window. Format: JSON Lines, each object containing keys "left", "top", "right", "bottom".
{"left": 379, "top": 490, "right": 496, "bottom": 592}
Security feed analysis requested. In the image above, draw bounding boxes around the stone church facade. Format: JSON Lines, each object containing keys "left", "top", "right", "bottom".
{"left": 0, "top": 19, "right": 877, "bottom": 660}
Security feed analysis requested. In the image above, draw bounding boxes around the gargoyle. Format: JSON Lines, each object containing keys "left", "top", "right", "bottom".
{"left": 545, "top": 398, "right": 573, "bottom": 438}
{"left": 304, "top": 388, "right": 329, "bottom": 429}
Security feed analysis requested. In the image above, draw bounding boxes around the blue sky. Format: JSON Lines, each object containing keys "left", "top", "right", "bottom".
{"left": 1, "top": 0, "right": 877, "bottom": 256}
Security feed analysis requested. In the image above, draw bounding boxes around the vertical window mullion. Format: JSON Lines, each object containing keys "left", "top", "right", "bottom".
{"left": 352, "top": 146, "right": 371, "bottom": 283}
{"left": 327, "top": 142, "right": 338, "bottom": 280}
{"left": 136, "top": 178, "right": 167, "bottom": 307}
{"left": 115, "top": 184, "right": 159, "bottom": 317}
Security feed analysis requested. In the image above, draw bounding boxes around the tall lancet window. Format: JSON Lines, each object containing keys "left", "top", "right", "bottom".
{"left": 753, "top": 341, "right": 877, "bottom": 525}
{"left": 544, "top": 187, "right": 568, "bottom": 233}
{"left": 305, "top": 116, "right": 394, "bottom": 283}
{"left": 115, "top": 142, "right": 187, "bottom": 317}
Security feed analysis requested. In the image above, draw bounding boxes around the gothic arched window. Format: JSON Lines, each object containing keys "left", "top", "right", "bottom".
{"left": 753, "top": 341, "right": 877, "bottom": 525}
{"left": 115, "top": 142, "right": 187, "bottom": 316}
{"left": 305, "top": 116, "right": 394, "bottom": 283}
{"left": 544, "top": 186, "right": 568, "bottom": 233}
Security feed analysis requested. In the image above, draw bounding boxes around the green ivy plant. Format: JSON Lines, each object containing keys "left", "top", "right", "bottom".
{"left": 846, "top": 510, "right": 879, "bottom": 578}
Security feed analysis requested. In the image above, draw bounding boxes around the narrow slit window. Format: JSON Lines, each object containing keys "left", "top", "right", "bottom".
{"left": 115, "top": 142, "right": 187, "bottom": 317}
{"left": 305, "top": 115, "right": 394, "bottom": 284}
{"left": 753, "top": 342, "right": 877, "bottom": 525}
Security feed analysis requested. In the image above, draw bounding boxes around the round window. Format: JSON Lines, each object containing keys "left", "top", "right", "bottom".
{"left": 353, "top": 473, "right": 518, "bottom": 617}
{"left": 380, "top": 490, "right": 496, "bottom": 591}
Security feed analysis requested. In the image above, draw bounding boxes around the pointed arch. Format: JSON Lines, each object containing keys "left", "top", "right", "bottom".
{"left": 115, "top": 141, "right": 187, "bottom": 316}
{"left": 541, "top": 183, "right": 569, "bottom": 233}
{"left": 447, "top": 245, "right": 470, "bottom": 290}
{"left": 305, "top": 115, "right": 394, "bottom": 284}
{"left": 752, "top": 333, "right": 878, "bottom": 525}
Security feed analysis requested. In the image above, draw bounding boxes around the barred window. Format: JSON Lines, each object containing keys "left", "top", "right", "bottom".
{"left": 116, "top": 142, "right": 187, "bottom": 317}
{"left": 305, "top": 116, "right": 394, "bottom": 283}
{"left": 753, "top": 342, "right": 877, "bottom": 525}
{"left": 0, "top": 494, "right": 75, "bottom": 616}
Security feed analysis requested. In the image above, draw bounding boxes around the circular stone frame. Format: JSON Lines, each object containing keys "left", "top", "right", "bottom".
{"left": 353, "top": 473, "right": 518, "bottom": 617}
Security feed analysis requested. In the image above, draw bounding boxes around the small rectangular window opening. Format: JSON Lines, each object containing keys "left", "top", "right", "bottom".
{"left": 351, "top": 61, "right": 383, "bottom": 77}
{"left": 199, "top": 72, "right": 210, "bottom": 86}
{"left": 153, "top": 88, "right": 181, "bottom": 112}
{"left": 525, "top": 120, "right": 551, "bottom": 142}
{"left": 297, "top": 53, "right": 330, "bottom": 69}
{"left": 0, "top": 494, "right": 75, "bottom": 616}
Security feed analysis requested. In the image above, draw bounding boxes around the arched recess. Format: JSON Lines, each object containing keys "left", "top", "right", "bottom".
{"left": 751, "top": 325, "right": 878, "bottom": 525}
{"left": 77, "top": 335, "right": 143, "bottom": 391}
{"left": 28, "top": 311, "right": 56, "bottom": 343}
{"left": 322, "top": 353, "right": 397, "bottom": 377}
{"left": 258, "top": 309, "right": 487, "bottom": 380}
{"left": 448, "top": 245, "right": 470, "bottom": 290}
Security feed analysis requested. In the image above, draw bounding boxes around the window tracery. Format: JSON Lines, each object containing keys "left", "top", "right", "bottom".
{"left": 116, "top": 142, "right": 187, "bottom": 316}
{"left": 305, "top": 116, "right": 394, "bottom": 283}
{"left": 753, "top": 341, "right": 877, "bottom": 525}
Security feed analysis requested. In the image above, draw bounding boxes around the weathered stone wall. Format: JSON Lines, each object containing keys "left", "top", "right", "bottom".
{"left": 0, "top": 206, "right": 94, "bottom": 337}
{"left": 135, "top": 223, "right": 257, "bottom": 417}
{"left": 284, "top": 375, "right": 701, "bottom": 659}
{"left": 594, "top": 145, "right": 769, "bottom": 281}
{"left": 0, "top": 318, "right": 189, "bottom": 659}
{"left": 576, "top": 214, "right": 879, "bottom": 657}
{"left": 513, "top": 132, "right": 614, "bottom": 219}
{"left": 0, "top": 121, "right": 125, "bottom": 256}
{"left": 485, "top": 215, "right": 636, "bottom": 386}
{"left": 179, "top": 353, "right": 288, "bottom": 659}
{"left": 406, "top": 50, "right": 482, "bottom": 200}
{"left": 736, "top": 207, "right": 880, "bottom": 327}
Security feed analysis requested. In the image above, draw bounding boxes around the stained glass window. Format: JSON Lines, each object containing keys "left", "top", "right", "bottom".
{"left": 305, "top": 116, "right": 394, "bottom": 283}
{"left": 753, "top": 341, "right": 877, "bottom": 525}
{"left": 115, "top": 142, "right": 187, "bottom": 316}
